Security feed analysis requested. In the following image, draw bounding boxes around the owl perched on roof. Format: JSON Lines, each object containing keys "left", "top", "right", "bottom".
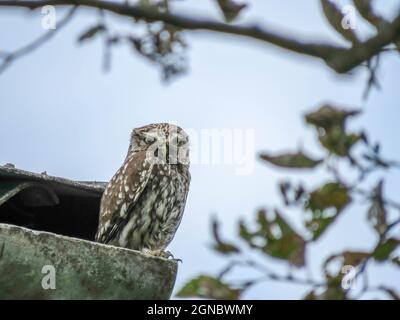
{"left": 95, "top": 123, "right": 191, "bottom": 257}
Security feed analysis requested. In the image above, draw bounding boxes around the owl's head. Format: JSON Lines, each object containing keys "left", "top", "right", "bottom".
{"left": 129, "top": 123, "right": 190, "bottom": 166}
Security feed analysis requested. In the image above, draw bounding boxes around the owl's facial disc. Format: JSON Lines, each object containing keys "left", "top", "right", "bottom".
{"left": 141, "top": 131, "right": 160, "bottom": 144}
{"left": 131, "top": 124, "right": 190, "bottom": 166}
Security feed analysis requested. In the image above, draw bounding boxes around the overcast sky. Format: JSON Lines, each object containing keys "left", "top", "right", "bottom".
{"left": 1, "top": 0, "right": 399, "bottom": 299}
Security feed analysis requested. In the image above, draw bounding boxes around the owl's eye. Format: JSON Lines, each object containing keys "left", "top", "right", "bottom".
{"left": 141, "top": 133, "right": 156, "bottom": 144}
{"left": 177, "top": 138, "right": 187, "bottom": 147}
{"left": 145, "top": 136, "right": 156, "bottom": 144}
{"left": 170, "top": 134, "right": 187, "bottom": 147}
{"left": 179, "top": 135, "right": 190, "bottom": 146}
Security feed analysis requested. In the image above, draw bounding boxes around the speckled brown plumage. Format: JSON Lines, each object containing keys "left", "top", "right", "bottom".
{"left": 95, "top": 123, "right": 191, "bottom": 253}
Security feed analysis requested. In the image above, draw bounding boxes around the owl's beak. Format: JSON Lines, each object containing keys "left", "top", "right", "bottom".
{"left": 154, "top": 141, "right": 169, "bottom": 164}
{"left": 166, "top": 142, "right": 170, "bottom": 163}
{"left": 153, "top": 139, "right": 185, "bottom": 165}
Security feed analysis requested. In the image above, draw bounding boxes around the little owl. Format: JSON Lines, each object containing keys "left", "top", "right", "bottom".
{"left": 95, "top": 123, "right": 191, "bottom": 257}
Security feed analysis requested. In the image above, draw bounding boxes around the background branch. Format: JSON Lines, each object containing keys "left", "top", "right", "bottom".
{"left": 0, "top": 5, "right": 77, "bottom": 74}
{"left": 0, "top": 0, "right": 399, "bottom": 73}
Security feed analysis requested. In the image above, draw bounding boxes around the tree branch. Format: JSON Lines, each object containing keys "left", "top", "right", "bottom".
{"left": 0, "top": 5, "right": 77, "bottom": 74}
{"left": 0, "top": 0, "right": 399, "bottom": 73}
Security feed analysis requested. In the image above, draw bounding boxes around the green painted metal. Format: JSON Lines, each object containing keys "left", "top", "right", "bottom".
{"left": 0, "top": 166, "right": 178, "bottom": 300}
{"left": 0, "top": 223, "right": 178, "bottom": 300}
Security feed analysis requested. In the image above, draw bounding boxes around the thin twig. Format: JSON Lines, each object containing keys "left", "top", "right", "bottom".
{"left": 350, "top": 216, "right": 400, "bottom": 297}
{"left": 355, "top": 188, "right": 400, "bottom": 212}
{"left": 0, "top": 5, "right": 77, "bottom": 74}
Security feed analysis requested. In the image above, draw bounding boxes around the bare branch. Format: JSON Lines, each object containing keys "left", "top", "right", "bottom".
{"left": 0, "top": 0, "right": 399, "bottom": 73}
{"left": 320, "top": 0, "right": 360, "bottom": 44}
{"left": 0, "top": 5, "right": 77, "bottom": 74}
{"left": 355, "top": 188, "right": 400, "bottom": 212}
{"left": 353, "top": 0, "right": 400, "bottom": 51}
{"left": 326, "top": 13, "right": 400, "bottom": 72}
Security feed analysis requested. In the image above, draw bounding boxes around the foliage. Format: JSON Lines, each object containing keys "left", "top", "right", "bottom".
{"left": 177, "top": 104, "right": 400, "bottom": 300}
{"left": 177, "top": 275, "right": 242, "bottom": 300}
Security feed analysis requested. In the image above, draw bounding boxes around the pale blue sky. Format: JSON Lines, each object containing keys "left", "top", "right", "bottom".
{"left": 1, "top": 0, "right": 399, "bottom": 299}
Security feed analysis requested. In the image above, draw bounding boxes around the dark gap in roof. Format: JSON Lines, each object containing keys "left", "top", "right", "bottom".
{"left": 0, "top": 167, "right": 104, "bottom": 241}
{"left": 0, "top": 193, "right": 100, "bottom": 241}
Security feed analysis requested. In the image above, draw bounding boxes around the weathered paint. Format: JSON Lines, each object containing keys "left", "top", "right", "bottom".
{"left": 0, "top": 223, "right": 177, "bottom": 300}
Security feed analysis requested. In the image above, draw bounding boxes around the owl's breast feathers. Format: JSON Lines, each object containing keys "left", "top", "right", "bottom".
{"left": 95, "top": 149, "right": 190, "bottom": 250}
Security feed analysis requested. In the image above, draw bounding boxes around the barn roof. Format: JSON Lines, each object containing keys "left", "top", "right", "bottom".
{"left": 0, "top": 165, "right": 177, "bottom": 299}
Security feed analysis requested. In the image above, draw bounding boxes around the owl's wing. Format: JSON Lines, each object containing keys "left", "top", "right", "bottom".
{"left": 95, "top": 151, "right": 153, "bottom": 244}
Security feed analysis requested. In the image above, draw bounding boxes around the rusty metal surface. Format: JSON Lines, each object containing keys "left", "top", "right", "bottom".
{"left": 0, "top": 165, "right": 106, "bottom": 197}
{"left": 0, "top": 223, "right": 178, "bottom": 300}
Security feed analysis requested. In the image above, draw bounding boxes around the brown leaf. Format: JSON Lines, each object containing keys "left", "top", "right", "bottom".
{"left": 138, "top": 0, "right": 169, "bottom": 13}
{"left": 319, "top": 131, "right": 361, "bottom": 157}
{"left": 239, "top": 209, "right": 306, "bottom": 267}
{"left": 304, "top": 287, "right": 346, "bottom": 300}
{"left": 367, "top": 180, "right": 387, "bottom": 235}
{"left": 321, "top": 250, "right": 367, "bottom": 298}
{"left": 260, "top": 151, "right": 323, "bottom": 169}
{"left": 303, "top": 290, "right": 318, "bottom": 300}
{"left": 211, "top": 216, "right": 240, "bottom": 255}
{"left": 342, "top": 251, "right": 369, "bottom": 266}
{"left": 176, "top": 275, "right": 241, "bottom": 299}
{"left": 128, "top": 22, "right": 187, "bottom": 81}
{"left": 77, "top": 24, "right": 106, "bottom": 43}
{"left": 323, "top": 251, "right": 368, "bottom": 275}
{"left": 391, "top": 256, "right": 400, "bottom": 266}
{"left": 305, "top": 105, "right": 362, "bottom": 156}
{"left": 305, "top": 182, "right": 351, "bottom": 239}
{"left": 372, "top": 238, "right": 399, "bottom": 261}
{"left": 305, "top": 104, "right": 361, "bottom": 131}
{"left": 216, "top": 0, "right": 247, "bottom": 22}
